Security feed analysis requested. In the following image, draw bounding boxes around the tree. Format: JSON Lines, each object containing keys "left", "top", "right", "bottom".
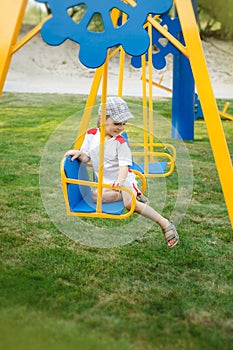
{"left": 198, "top": 0, "right": 233, "bottom": 40}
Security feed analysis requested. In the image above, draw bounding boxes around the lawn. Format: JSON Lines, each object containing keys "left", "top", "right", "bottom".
{"left": 0, "top": 92, "right": 233, "bottom": 350}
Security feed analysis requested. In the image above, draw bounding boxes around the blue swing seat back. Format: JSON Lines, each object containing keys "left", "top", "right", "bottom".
{"left": 63, "top": 156, "right": 125, "bottom": 215}
{"left": 130, "top": 160, "right": 167, "bottom": 174}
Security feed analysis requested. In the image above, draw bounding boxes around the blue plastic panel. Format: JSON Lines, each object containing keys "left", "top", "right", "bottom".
{"left": 36, "top": 0, "right": 173, "bottom": 68}
{"left": 130, "top": 162, "right": 167, "bottom": 174}
{"left": 63, "top": 156, "right": 125, "bottom": 214}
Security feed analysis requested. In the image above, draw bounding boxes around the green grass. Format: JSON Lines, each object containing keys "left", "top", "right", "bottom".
{"left": 0, "top": 92, "right": 233, "bottom": 350}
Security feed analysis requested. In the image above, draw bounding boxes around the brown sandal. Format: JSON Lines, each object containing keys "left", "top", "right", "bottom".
{"left": 136, "top": 193, "right": 149, "bottom": 204}
{"left": 162, "top": 221, "right": 179, "bottom": 248}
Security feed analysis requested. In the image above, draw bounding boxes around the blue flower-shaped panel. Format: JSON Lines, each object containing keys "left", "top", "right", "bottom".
{"left": 36, "top": 0, "right": 173, "bottom": 68}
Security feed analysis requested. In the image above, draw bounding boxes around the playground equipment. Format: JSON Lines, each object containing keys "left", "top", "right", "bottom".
{"left": 194, "top": 94, "right": 233, "bottom": 121}
{"left": 144, "top": 78, "right": 233, "bottom": 122}
{"left": 61, "top": 155, "right": 137, "bottom": 219}
{"left": 1, "top": 0, "right": 233, "bottom": 228}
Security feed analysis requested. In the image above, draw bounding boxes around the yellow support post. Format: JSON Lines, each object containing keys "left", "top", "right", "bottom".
{"left": 0, "top": 0, "right": 28, "bottom": 95}
{"left": 12, "top": 14, "right": 52, "bottom": 54}
{"left": 141, "top": 54, "right": 149, "bottom": 175}
{"left": 74, "top": 65, "right": 104, "bottom": 149}
{"left": 175, "top": 0, "right": 233, "bottom": 228}
{"left": 148, "top": 19, "right": 154, "bottom": 163}
{"left": 96, "top": 59, "right": 108, "bottom": 214}
{"left": 117, "top": 13, "right": 127, "bottom": 98}
{"left": 118, "top": 47, "right": 125, "bottom": 98}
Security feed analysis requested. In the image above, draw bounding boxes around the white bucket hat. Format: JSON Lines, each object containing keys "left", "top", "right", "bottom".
{"left": 98, "top": 97, "right": 134, "bottom": 122}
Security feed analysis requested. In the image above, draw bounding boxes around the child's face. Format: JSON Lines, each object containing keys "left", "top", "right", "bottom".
{"left": 105, "top": 117, "right": 126, "bottom": 137}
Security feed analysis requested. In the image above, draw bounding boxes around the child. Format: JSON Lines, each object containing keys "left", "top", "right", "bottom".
{"left": 64, "top": 97, "right": 179, "bottom": 248}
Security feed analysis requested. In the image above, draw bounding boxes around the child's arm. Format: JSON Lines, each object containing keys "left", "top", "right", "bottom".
{"left": 64, "top": 149, "right": 90, "bottom": 163}
{"left": 112, "top": 165, "right": 129, "bottom": 187}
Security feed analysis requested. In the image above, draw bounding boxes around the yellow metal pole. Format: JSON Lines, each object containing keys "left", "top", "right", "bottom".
{"left": 175, "top": 0, "right": 233, "bottom": 228}
{"left": 118, "top": 47, "right": 125, "bottom": 98}
{"left": 74, "top": 66, "right": 104, "bottom": 149}
{"left": 0, "top": 0, "right": 28, "bottom": 95}
{"left": 146, "top": 78, "right": 172, "bottom": 93}
{"left": 12, "top": 14, "right": 52, "bottom": 54}
{"left": 148, "top": 16, "right": 188, "bottom": 58}
{"left": 74, "top": 47, "right": 123, "bottom": 149}
{"left": 96, "top": 59, "right": 108, "bottom": 213}
{"left": 118, "top": 13, "right": 127, "bottom": 97}
{"left": 148, "top": 19, "right": 154, "bottom": 163}
{"left": 141, "top": 54, "right": 149, "bottom": 175}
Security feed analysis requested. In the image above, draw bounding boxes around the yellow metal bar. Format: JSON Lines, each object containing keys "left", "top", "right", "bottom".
{"left": 108, "top": 46, "right": 121, "bottom": 59}
{"left": 96, "top": 60, "right": 108, "bottom": 213}
{"left": 110, "top": 8, "right": 121, "bottom": 27}
{"left": 118, "top": 12, "right": 127, "bottom": 97}
{"left": 148, "top": 19, "right": 154, "bottom": 163}
{"left": 0, "top": 0, "right": 28, "bottom": 95}
{"left": 118, "top": 47, "right": 125, "bottom": 97}
{"left": 148, "top": 16, "right": 188, "bottom": 58}
{"left": 219, "top": 102, "right": 233, "bottom": 120}
{"left": 131, "top": 170, "right": 147, "bottom": 194}
{"left": 124, "top": 0, "right": 136, "bottom": 7}
{"left": 60, "top": 158, "right": 73, "bottom": 214}
{"left": 175, "top": 0, "right": 233, "bottom": 228}
{"left": 219, "top": 112, "right": 233, "bottom": 121}
{"left": 130, "top": 142, "right": 176, "bottom": 160}
{"left": 131, "top": 151, "right": 175, "bottom": 178}
{"left": 74, "top": 66, "right": 104, "bottom": 149}
{"left": 74, "top": 45, "right": 120, "bottom": 144}
{"left": 219, "top": 103, "right": 233, "bottom": 121}
{"left": 141, "top": 54, "right": 149, "bottom": 175}
{"left": 12, "top": 14, "right": 52, "bottom": 54}
{"left": 144, "top": 78, "right": 173, "bottom": 93}
{"left": 222, "top": 102, "right": 229, "bottom": 114}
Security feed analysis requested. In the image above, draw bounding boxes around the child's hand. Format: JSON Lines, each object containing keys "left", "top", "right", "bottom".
{"left": 112, "top": 181, "right": 120, "bottom": 188}
{"left": 112, "top": 180, "right": 124, "bottom": 188}
{"left": 64, "top": 150, "right": 82, "bottom": 161}
{"left": 64, "top": 150, "right": 90, "bottom": 163}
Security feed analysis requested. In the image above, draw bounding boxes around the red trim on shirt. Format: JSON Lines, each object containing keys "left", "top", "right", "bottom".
{"left": 87, "top": 128, "right": 98, "bottom": 135}
{"left": 133, "top": 183, "right": 141, "bottom": 195}
{"left": 115, "top": 135, "right": 126, "bottom": 144}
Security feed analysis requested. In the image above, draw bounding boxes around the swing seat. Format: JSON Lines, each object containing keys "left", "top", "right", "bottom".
{"left": 62, "top": 156, "right": 125, "bottom": 215}
{"left": 121, "top": 132, "right": 174, "bottom": 176}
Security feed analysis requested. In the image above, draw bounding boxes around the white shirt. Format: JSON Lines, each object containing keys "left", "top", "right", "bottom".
{"left": 80, "top": 128, "right": 136, "bottom": 186}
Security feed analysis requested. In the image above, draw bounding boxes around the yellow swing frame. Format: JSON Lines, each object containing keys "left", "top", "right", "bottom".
{"left": 126, "top": 17, "right": 176, "bottom": 178}
{"left": 61, "top": 48, "right": 139, "bottom": 219}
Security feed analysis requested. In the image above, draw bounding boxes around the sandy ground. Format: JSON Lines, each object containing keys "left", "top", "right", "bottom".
{"left": 4, "top": 25, "right": 233, "bottom": 98}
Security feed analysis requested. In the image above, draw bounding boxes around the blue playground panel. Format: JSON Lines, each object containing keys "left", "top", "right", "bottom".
{"left": 36, "top": 0, "right": 173, "bottom": 68}
{"left": 130, "top": 161, "right": 167, "bottom": 174}
{"left": 64, "top": 156, "right": 125, "bottom": 215}
{"left": 194, "top": 93, "right": 204, "bottom": 119}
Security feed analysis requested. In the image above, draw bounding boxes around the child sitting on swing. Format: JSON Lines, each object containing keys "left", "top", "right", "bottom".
{"left": 64, "top": 97, "right": 179, "bottom": 248}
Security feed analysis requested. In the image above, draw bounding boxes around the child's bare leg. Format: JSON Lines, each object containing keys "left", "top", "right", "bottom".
{"left": 92, "top": 189, "right": 122, "bottom": 203}
{"left": 122, "top": 192, "right": 178, "bottom": 247}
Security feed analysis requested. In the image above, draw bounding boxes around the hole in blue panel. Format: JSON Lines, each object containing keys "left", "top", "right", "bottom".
{"left": 67, "top": 4, "right": 87, "bottom": 24}
{"left": 158, "top": 37, "right": 168, "bottom": 47}
{"left": 110, "top": 8, "right": 129, "bottom": 28}
{"left": 87, "top": 12, "right": 104, "bottom": 32}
